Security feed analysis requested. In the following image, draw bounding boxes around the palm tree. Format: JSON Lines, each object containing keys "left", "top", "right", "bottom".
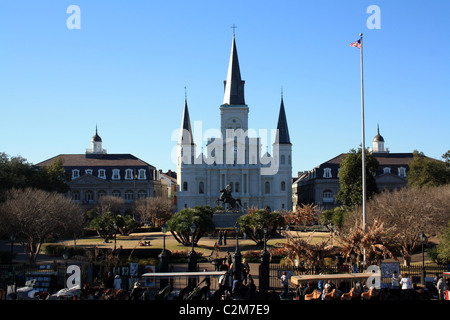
{"left": 337, "top": 217, "right": 399, "bottom": 266}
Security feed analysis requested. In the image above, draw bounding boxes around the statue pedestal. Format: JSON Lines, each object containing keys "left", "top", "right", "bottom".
{"left": 213, "top": 211, "right": 245, "bottom": 229}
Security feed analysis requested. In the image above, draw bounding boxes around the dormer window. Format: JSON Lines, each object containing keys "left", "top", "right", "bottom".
{"left": 125, "top": 169, "right": 133, "bottom": 180}
{"left": 323, "top": 168, "right": 332, "bottom": 178}
{"left": 72, "top": 169, "right": 80, "bottom": 179}
{"left": 98, "top": 169, "right": 106, "bottom": 179}
{"left": 383, "top": 167, "right": 391, "bottom": 174}
{"left": 85, "top": 169, "right": 93, "bottom": 175}
{"left": 112, "top": 169, "right": 120, "bottom": 180}
{"left": 138, "top": 169, "right": 146, "bottom": 180}
{"left": 398, "top": 167, "right": 407, "bottom": 177}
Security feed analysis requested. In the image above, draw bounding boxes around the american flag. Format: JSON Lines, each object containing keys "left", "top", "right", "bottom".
{"left": 350, "top": 39, "right": 361, "bottom": 49}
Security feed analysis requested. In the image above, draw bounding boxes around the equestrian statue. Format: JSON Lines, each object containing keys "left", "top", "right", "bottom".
{"left": 216, "top": 185, "right": 243, "bottom": 211}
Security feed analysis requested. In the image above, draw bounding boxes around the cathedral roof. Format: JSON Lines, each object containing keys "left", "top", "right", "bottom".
{"left": 36, "top": 153, "right": 155, "bottom": 168}
{"left": 223, "top": 35, "right": 245, "bottom": 105}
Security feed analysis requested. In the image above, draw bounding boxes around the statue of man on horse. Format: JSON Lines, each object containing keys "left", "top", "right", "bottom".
{"left": 216, "top": 185, "right": 243, "bottom": 211}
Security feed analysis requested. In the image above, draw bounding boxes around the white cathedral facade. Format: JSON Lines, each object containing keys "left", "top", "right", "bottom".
{"left": 176, "top": 35, "right": 292, "bottom": 212}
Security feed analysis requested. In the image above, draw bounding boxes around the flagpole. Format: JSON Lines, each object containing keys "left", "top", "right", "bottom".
{"left": 359, "top": 33, "right": 367, "bottom": 266}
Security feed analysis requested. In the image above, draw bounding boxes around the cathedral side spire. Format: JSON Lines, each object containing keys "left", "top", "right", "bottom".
{"left": 275, "top": 96, "right": 291, "bottom": 144}
{"left": 179, "top": 97, "right": 194, "bottom": 145}
{"left": 223, "top": 34, "right": 245, "bottom": 105}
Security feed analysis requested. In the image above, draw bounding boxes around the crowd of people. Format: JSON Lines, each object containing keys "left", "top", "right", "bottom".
{"left": 290, "top": 271, "right": 449, "bottom": 300}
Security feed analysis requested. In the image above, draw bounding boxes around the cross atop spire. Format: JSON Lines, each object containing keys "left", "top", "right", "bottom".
{"left": 231, "top": 24, "right": 237, "bottom": 35}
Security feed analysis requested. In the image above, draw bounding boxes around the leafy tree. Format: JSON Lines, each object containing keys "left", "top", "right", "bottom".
{"left": 89, "top": 210, "right": 140, "bottom": 241}
{"left": 407, "top": 150, "right": 450, "bottom": 188}
{"left": 0, "top": 153, "right": 35, "bottom": 201}
{"left": 89, "top": 211, "right": 121, "bottom": 242}
{"left": 0, "top": 153, "right": 70, "bottom": 201}
{"left": 32, "top": 157, "right": 70, "bottom": 194}
{"left": 166, "top": 205, "right": 216, "bottom": 246}
{"left": 442, "top": 150, "right": 450, "bottom": 168}
{"left": 0, "top": 188, "right": 84, "bottom": 264}
{"left": 320, "top": 206, "right": 349, "bottom": 229}
{"left": 116, "top": 214, "right": 141, "bottom": 236}
{"left": 336, "top": 148, "right": 379, "bottom": 208}
{"left": 436, "top": 221, "right": 450, "bottom": 263}
{"left": 237, "top": 207, "right": 284, "bottom": 246}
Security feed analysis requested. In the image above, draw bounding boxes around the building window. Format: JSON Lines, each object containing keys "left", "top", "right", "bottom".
{"left": 112, "top": 190, "right": 121, "bottom": 197}
{"left": 383, "top": 167, "right": 391, "bottom": 174}
{"left": 281, "top": 181, "right": 286, "bottom": 191}
{"left": 98, "top": 190, "right": 106, "bottom": 198}
{"left": 138, "top": 169, "right": 146, "bottom": 180}
{"left": 398, "top": 167, "right": 407, "bottom": 177}
{"left": 281, "top": 155, "right": 285, "bottom": 165}
{"left": 323, "top": 168, "right": 332, "bottom": 178}
{"left": 125, "top": 190, "right": 134, "bottom": 201}
{"left": 199, "top": 181, "right": 204, "bottom": 194}
{"left": 72, "top": 191, "right": 80, "bottom": 201}
{"left": 235, "top": 182, "right": 240, "bottom": 193}
{"left": 112, "top": 169, "right": 120, "bottom": 180}
{"left": 72, "top": 169, "right": 80, "bottom": 179}
{"left": 265, "top": 181, "right": 270, "bottom": 194}
{"left": 323, "top": 190, "right": 334, "bottom": 203}
{"left": 98, "top": 169, "right": 106, "bottom": 179}
{"left": 137, "top": 190, "right": 147, "bottom": 199}
{"left": 85, "top": 191, "right": 94, "bottom": 202}
{"left": 85, "top": 169, "right": 93, "bottom": 175}
{"left": 183, "top": 182, "right": 188, "bottom": 191}
{"left": 125, "top": 169, "right": 133, "bottom": 180}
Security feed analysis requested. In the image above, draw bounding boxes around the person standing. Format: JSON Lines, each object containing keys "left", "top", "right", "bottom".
{"left": 400, "top": 273, "right": 412, "bottom": 290}
{"left": 391, "top": 271, "right": 400, "bottom": 290}
{"left": 114, "top": 274, "right": 122, "bottom": 290}
{"left": 242, "top": 258, "right": 250, "bottom": 285}
{"left": 280, "top": 271, "right": 289, "bottom": 299}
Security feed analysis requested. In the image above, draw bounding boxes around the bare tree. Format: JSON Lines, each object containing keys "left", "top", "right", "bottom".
{"left": 0, "top": 188, "right": 84, "bottom": 264}
{"left": 96, "top": 195, "right": 125, "bottom": 215}
{"left": 343, "top": 184, "right": 450, "bottom": 266}
{"left": 133, "top": 197, "right": 174, "bottom": 227}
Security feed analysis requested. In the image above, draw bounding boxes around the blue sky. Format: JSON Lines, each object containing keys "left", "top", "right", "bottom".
{"left": 1, "top": 0, "right": 449, "bottom": 174}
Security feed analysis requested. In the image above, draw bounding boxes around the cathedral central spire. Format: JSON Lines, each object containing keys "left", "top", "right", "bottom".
{"left": 223, "top": 34, "right": 245, "bottom": 105}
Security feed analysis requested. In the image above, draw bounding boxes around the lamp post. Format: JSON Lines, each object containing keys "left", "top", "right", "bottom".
{"left": 233, "top": 222, "right": 242, "bottom": 282}
{"left": 188, "top": 222, "right": 198, "bottom": 287}
{"left": 419, "top": 231, "right": 427, "bottom": 286}
{"left": 113, "top": 221, "right": 117, "bottom": 252}
{"left": 159, "top": 223, "right": 169, "bottom": 289}
{"left": 260, "top": 222, "right": 270, "bottom": 292}
{"left": 350, "top": 248, "right": 357, "bottom": 273}
{"left": 9, "top": 233, "right": 15, "bottom": 284}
